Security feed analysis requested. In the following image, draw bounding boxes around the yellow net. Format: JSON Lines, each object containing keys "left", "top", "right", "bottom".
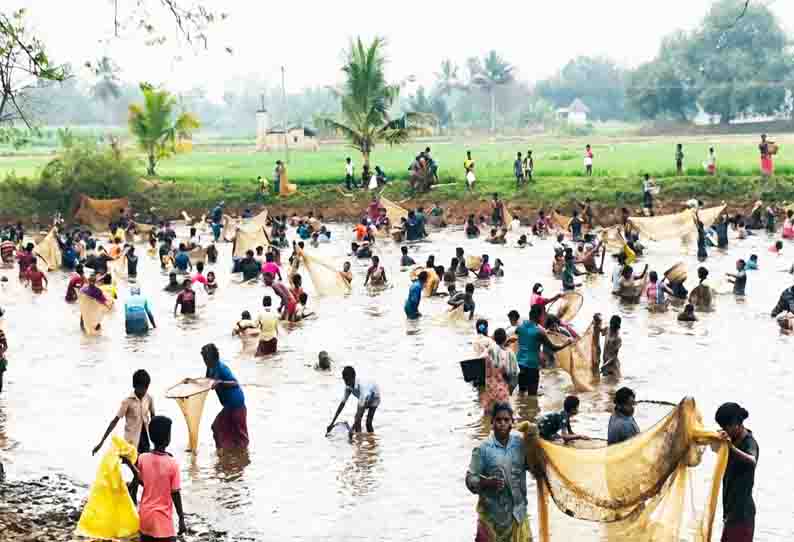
{"left": 279, "top": 168, "right": 298, "bottom": 196}
{"left": 302, "top": 251, "right": 352, "bottom": 297}
{"left": 409, "top": 267, "right": 441, "bottom": 297}
{"left": 222, "top": 215, "right": 238, "bottom": 241}
{"left": 33, "top": 227, "right": 62, "bottom": 271}
{"left": 550, "top": 292, "right": 583, "bottom": 322}
{"left": 75, "top": 436, "right": 139, "bottom": 539}
{"left": 547, "top": 323, "right": 597, "bottom": 392}
{"left": 79, "top": 293, "right": 110, "bottom": 335}
{"left": 166, "top": 378, "right": 215, "bottom": 453}
{"left": 550, "top": 211, "right": 572, "bottom": 231}
{"left": 381, "top": 196, "right": 409, "bottom": 227}
{"left": 665, "top": 262, "right": 688, "bottom": 284}
{"left": 73, "top": 195, "right": 129, "bottom": 232}
{"left": 233, "top": 224, "right": 270, "bottom": 258}
{"left": 108, "top": 255, "right": 128, "bottom": 280}
{"left": 188, "top": 247, "right": 207, "bottom": 265}
{"left": 504, "top": 206, "right": 514, "bottom": 229}
{"left": 629, "top": 206, "right": 725, "bottom": 242}
{"left": 519, "top": 397, "right": 728, "bottom": 542}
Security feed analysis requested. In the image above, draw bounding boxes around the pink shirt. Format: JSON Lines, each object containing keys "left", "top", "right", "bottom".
{"left": 262, "top": 262, "right": 280, "bottom": 277}
{"left": 191, "top": 273, "right": 208, "bottom": 285}
{"left": 138, "top": 452, "right": 181, "bottom": 538}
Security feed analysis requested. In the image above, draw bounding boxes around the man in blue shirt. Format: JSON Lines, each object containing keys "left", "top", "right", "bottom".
{"left": 62, "top": 242, "right": 78, "bottom": 270}
{"left": 174, "top": 243, "right": 192, "bottom": 273}
{"left": 404, "top": 271, "right": 428, "bottom": 319}
{"left": 211, "top": 201, "right": 224, "bottom": 225}
{"left": 199, "top": 343, "right": 248, "bottom": 450}
{"left": 515, "top": 305, "right": 570, "bottom": 396}
{"left": 124, "top": 287, "right": 156, "bottom": 334}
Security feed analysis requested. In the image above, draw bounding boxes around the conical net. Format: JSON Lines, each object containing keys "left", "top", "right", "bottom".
{"left": 166, "top": 378, "right": 215, "bottom": 453}
{"left": 79, "top": 293, "right": 110, "bottom": 335}
{"left": 547, "top": 323, "right": 597, "bottom": 392}
{"left": 301, "top": 251, "right": 351, "bottom": 297}
{"left": 33, "top": 227, "right": 62, "bottom": 271}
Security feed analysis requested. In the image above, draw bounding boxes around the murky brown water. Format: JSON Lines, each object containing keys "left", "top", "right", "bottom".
{"left": 0, "top": 223, "right": 791, "bottom": 540}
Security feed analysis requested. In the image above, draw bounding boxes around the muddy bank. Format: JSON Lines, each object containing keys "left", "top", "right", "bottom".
{"left": 0, "top": 472, "right": 253, "bottom": 542}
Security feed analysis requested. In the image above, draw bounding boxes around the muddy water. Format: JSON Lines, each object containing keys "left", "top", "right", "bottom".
{"left": 0, "top": 224, "right": 791, "bottom": 541}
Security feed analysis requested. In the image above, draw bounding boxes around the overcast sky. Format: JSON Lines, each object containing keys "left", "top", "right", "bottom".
{"left": 11, "top": 0, "right": 794, "bottom": 99}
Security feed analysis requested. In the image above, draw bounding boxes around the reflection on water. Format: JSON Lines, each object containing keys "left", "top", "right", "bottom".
{"left": 0, "top": 223, "right": 791, "bottom": 540}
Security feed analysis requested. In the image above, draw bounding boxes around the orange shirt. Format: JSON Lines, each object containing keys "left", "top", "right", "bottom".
{"left": 355, "top": 224, "right": 367, "bottom": 241}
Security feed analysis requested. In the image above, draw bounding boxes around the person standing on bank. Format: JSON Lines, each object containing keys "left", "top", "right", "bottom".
{"left": 675, "top": 143, "right": 684, "bottom": 175}
{"left": 715, "top": 402, "right": 758, "bottom": 542}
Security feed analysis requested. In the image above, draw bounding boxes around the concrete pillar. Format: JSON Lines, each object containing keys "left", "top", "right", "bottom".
{"left": 256, "top": 110, "right": 270, "bottom": 151}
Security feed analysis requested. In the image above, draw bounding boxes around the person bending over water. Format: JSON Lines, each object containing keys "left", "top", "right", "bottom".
{"left": 326, "top": 366, "right": 380, "bottom": 437}
{"left": 404, "top": 271, "right": 428, "bottom": 320}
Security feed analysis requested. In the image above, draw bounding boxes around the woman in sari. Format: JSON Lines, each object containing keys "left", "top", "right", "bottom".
{"left": 466, "top": 402, "right": 533, "bottom": 542}
{"left": 760, "top": 134, "right": 774, "bottom": 177}
{"left": 478, "top": 328, "right": 518, "bottom": 414}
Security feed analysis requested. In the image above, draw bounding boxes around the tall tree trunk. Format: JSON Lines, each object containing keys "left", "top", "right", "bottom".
{"left": 490, "top": 89, "right": 496, "bottom": 133}
{"left": 147, "top": 150, "right": 156, "bottom": 176}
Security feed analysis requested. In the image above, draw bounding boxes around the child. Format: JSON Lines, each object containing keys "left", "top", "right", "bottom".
{"left": 316, "top": 351, "right": 332, "bottom": 371}
{"left": 93, "top": 369, "right": 155, "bottom": 503}
{"left": 601, "top": 315, "right": 622, "bottom": 377}
{"left": 192, "top": 261, "right": 208, "bottom": 286}
{"left": 746, "top": 254, "right": 758, "bottom": 270}
{"left": 232, "top": 311, "right": 257, "bottom": 336}
{"left": 584, "top": 144, "right": 594, "bottom": 176}
{"left": 537, "top": 395, "right": 590, "bottom": 442}
{"left": 678, "top": 303, "right": 698, "bottom": 322}
{"left": 399, "top": 246, "right": 415, "bottom": 267}
{"left": 645, "top": 270, "right": 673, "bottom": 308}
{"left": 448, "top": 283, "right": 476, "bottom": 320}
{"left": 770, "top": 240, "right": 783, "bottom": 255}
{"left": 293, "top": 292, "right": 313, "bottom": 321}
{"left": 205, "top": 271, "right": 218, "bottom": 294}
{"left": 477, "top": 255, "right": 493, "bottom": 279}
{"left": 492, "top": 258, "right": 505, "bottom": 278}
{"left": 125, "top": 415, "right": 187, "bottom": 540}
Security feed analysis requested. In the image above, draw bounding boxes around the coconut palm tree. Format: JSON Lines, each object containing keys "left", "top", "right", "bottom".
{"left": 471, "top": 51, "right": 515, "bottom": 133}
{"left": 435, "top": 59, "right": 461, "bottom": 96}
{"left": 322, "top": 37, "right": 430, "bottom": 172}
{"left": 90, "top": 56, "right": 122, "bottom": 103}
{"left": 128, "top": 83, "right": 200, "bottom": 176}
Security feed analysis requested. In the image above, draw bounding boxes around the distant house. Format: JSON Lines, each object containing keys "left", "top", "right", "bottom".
{"left": 255, "top": 109, "right": 319, "bottom": 151}
{"left": 556, "top": 98, "right": 590, "bottom": 126}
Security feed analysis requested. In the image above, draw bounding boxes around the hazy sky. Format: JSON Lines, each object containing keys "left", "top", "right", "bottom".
{"left": 12, "top": 0, "right": 794, "bottom": 99}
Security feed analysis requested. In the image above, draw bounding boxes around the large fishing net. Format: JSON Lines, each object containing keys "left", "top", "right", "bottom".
{"left": 75, "top": 436, "right": 139, "bottom": 539}
{"left": 409, "top": 267, "right": 441, "bottom": 297}
{"left": 517, "top": 397, "right": 728, "bottom": 542}
{"left": 188, "top": 247, "right": 207, "bottom": 265}
{"left": 233, "top": 224, "right": 270, "bottom": 258}
{"left": 79, "top": 293, "right": 110, "bottom": 335}
{"left": 166, "top": 378, "right": 215, "bottom": 453}
{"left": 550, "top": 211, "right": 571, "bottom": 231}
{"left": 73, "top": 195, "right": 129, "bottom": 232}
{"left": 547, "top": 323, "right": 597, "bottom": 392}
{"left": 629, "top": 205, "right": 725, "bottom": 242}
{"left": 33, "top": 227, "right": 62, "bottom": 271}
{"left": 549, "top": 292, "right": 583, "bottom": 322}
{"left": 222, "top": 215, "right": 238, "bottom": 241}
{"left": 302, "top": 251, "right": 352, "bottom": 297}
{"left": 381, "top": 197, "right": 408, "bottom": 227}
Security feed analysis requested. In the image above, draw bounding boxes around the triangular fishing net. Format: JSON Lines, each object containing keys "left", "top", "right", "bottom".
{"left": 547, "top": 323, "right": 597, "bottom": 392}
{"left": 550, "top": 211, "right": 572, "bottom": 231}
{"left": 629, "top": 205, "right": 725, "bottom": 242}
{"left": 75, "top": 436, "right": 139, "bottom": 539}
{"left": 302, "top": 251, "right": 351, "bottom": 297}
{"left": 33, "top": 227, "right": 62, "bottom": 271}
{"left": 79, "top": 293, "right": 110, "bottom": 335}
{"left": 73, "top": 195, "right": 129, "bottom": 232}
{"left": 380, "top": 196, "right": 408, "bottom": 226}
{"left": 166, "top": 378, "right": 215, "bottom": 453}
{"left": 233, "top": 224, "right": 270, "bottom": 258}
{"left": 550, "top": 292, "right": 584, "bottom": 322}
{"left": 518, "top": 397, "right": 729, "bottom": 542}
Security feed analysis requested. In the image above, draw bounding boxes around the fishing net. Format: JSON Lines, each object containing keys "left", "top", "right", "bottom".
{"left": 188, "top": 247, "right": 207, "bottom": 265}
{"left": 249, "top": 210, "right": 269, "bottom": 227}
{"left": 108, "top": 255, "right": 128, "bottom": 280}
{"left": 79, "top": 293, "right": 110, "bottom": 335}
{"left": 75, "top": 436, "right": 139, "bottom": 539}
{"left": 547, "top": 324, "right": 597, "bottom": 392}
{"left": 73, "top": 195, "right": 129, "bottom": 232}
{"left": 222, "top": 215, "right": 238, "bottom": 241}
{"left": 600, "top": 227, "right": 627, "bottom": 251}
{"left": 629, "top": 206, "right": 725, "bottom": 242}
{"left": 381, "top": 197, "right": 408, "bottom": 226}
{"left": 166, "top": 378, "right": 215, "bottom": 453}
{"left": 279, "top": 170, "right": 298, "bottom": 196}
{"left": 518, "top": 397, "right": 729, "bottom": 542}
{"left": 665, "top": 262, "right": 688, "bottom": 284}
{"left": 33, "top": 227, "right": 62, "bottom": 271}
{"left": 503, "top": 206, "right": 514, "bottom": 229}
{"left": 135, "top": 223, "right": 156, "bottom": 234}
{"left": 550, "top": 211, "right": 572, "bottom": 231}
{"left": 302, "top": 251, "right": 352, "bottom": 297}
{"left": 233, "top": 224, "right": 269, "bottom": 258}
{"left": 409, "top": 267, "right": 440, "bottom": 297}
{"left": 465, "top": 255, "right": 482, "bottom": 272}
{"left": 550, "top": 292, "right": 584, "bottom": 322}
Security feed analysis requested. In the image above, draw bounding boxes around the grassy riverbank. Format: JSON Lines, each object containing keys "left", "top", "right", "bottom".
{"left": 1, "top": 133, "right": 793, "bottom": 222}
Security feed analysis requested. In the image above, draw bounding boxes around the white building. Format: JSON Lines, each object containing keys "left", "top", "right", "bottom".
{"left": 556, "top": 98, "right": 590, "bottom": 126}
{"left": 255, "top": 109, "right": 319, "bottom": 151}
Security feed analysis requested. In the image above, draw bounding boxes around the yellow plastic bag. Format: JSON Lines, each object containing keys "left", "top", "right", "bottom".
{"left": 75, "top": 436, "right": 139, "bottom": 539}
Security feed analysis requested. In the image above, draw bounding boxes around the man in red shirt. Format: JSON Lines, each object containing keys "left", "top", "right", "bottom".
{"left": 24, "top": 261, "right": 48, "bottom": 293}
{"left": 174, "top": 280, "right": 196, "bottom": 316}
